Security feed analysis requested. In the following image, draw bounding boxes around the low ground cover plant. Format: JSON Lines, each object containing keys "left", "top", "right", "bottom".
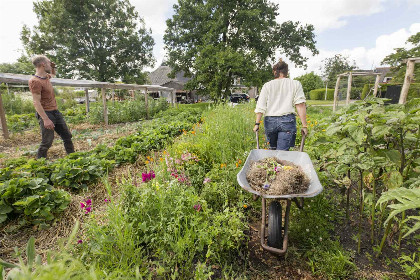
{"left": 0, "top": 107, "right": 203, "bottom": 226}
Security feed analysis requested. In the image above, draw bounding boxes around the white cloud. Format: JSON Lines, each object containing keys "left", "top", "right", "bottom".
{"left": 288, "top": 23, "right": 420, "bottom": 78}
{"left": 274, "top": 0, "right": 385, "bottom": 32}
{"left": 131, "top": 0, "right": 177, "bottom": 70}
{"left": 0, "top": 0, "right": 38, "bottom": 63}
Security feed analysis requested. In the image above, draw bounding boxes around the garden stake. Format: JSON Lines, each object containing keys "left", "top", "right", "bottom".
{"left": 370, "top": 171, "right": 376, "bottom": 245}
{"left": 358, "top": 169, "right": 364, "bottom": 254}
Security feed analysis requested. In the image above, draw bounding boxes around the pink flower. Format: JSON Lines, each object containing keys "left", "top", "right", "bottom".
{"left": 85, "top": 207, "right": 92, "bottom": 214}
{"left": 85, "top": 199, "right": 92, "bottom": 205}
{"left": 104, "top": 198, "right": 110, "bottom": 202}
{"left": 193, "top": 204, "right": 201, "bottom": 212}
{"left": 203, "top": 177, "right": 211, "bottom": 184}
{"left": 77, "top": 239, "right": 83, "bottom": 244}
{"left": 80, "top": 202, "right": 85, "bottom": 209}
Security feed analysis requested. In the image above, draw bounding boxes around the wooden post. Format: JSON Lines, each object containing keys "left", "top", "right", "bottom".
{"left": 85, "top": 88, "right": 90, "bottom": 113}
{"left": 0, "top": 92, "right": 9, "bottom": 139}
{"left": 399, "top": 60, "right": 415, "bottom": 104}
{"left": 144, "top": 88, "right": 149, "bottom": 120}
{"left": 324, "top": 81, "right": 328, "bottom": 100}
{"left": 346, "top": 72, "right": 352, "bottom": 105}
{"left": 373, "top": 74, "right": 381, "bottom": 97}
{"left": 102, "top": 88, "right": 108, "bottom": 126}
{"left": 111, "top": 90, "right": 115, "bottom": 103}
{"left": 172, "top": 90, "right": 175, "bottom": 107}
{"left": 333, "top": 76, "right": 341, "bottom": 112}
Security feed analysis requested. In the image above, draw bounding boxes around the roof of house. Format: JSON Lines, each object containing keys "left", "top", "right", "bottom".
{"left": 148, "top": 65, "right": 190, "bottom": 86}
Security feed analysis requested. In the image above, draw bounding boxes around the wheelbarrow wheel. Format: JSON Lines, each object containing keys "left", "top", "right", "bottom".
{"left": 267, "top": 201, "right": 282, "bottom": 249}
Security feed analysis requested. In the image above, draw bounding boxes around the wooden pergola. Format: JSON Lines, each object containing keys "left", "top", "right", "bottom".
{"left": 333, "top": 71, "right": 382, "bottom": 112}
{"left": 0, "top": 73, "right": 177, "bottom": 139}
{"left": 333, "top": 57, "right": 420, "bottom": 112}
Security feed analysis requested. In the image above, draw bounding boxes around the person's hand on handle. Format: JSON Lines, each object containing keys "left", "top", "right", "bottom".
{"left": 43, "top": 118, "right": 55, "bottom": 130}
{"left": 253, "top": 124, "right": 259, "bottom": 133}
{"left": 301, "top": 127, "right": 308, "bottom": 136}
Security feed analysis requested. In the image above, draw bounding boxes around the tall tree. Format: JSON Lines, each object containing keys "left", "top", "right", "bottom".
{"left": 294, "top": 72, "right": 324, "bottom": 98}
{"left": 164, "top": 0, "right": 318, "bottom": 100}
{"left": 21, "top": 0, "right": 155, "bottom": 82}
{"left": 382, "top": 32, "right": 420, "bottom": 83}
{"left": 321, "top": 54, "right": 357, "bottom": 83}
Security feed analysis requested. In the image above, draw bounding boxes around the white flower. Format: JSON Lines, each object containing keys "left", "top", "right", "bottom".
{"left": 306, "top": 228, "right": 309, "bottom": 232}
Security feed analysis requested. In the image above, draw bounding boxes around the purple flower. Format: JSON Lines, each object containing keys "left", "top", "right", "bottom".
{"left": 193, "top": 204, "right": 202, "bottom": 212}
{"left": 104, "top": 198, "right": 110, "bottom": 202}
{"left": 203, "top": 178, "right": 211, "bottom": 184}
{"left": 85, "top": 207, "right": 92, "bottom": 214}
{"left": 80, "top": 202, "right": 85, "bottom": 209}
{"left": 263, "top": 184, "right": 270, "bottom": 190}
{"left": 142, "top": 171, "right": 155, "bottom": 183}
{"left": 77, "top": 239, "right": 83, "bottom": 244}
{"left": 85, "top": 199, "right": 92, "bottom": 205}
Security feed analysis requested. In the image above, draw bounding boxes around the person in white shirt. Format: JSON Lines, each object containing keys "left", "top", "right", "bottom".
{"left": 253, "top": 59, "right": 308, "bottom": 150}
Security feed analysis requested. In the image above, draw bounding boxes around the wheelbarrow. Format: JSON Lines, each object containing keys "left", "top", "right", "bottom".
{"left": 236, "top": 131, "right": 323, "bottom": 255}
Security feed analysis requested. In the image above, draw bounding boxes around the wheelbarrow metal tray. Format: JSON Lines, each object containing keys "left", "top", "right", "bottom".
{"left": 237, "top": 149, "right": 323, "bottom": 199}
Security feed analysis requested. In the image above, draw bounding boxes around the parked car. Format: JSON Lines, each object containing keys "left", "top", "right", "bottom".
{"left": 230, "top": 93, "right": 250, "bottom": 103}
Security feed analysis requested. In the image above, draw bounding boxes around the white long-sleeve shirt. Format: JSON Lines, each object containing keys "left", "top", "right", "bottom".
{"left": 255, "top": 78, "right": 306, "bottom": 116}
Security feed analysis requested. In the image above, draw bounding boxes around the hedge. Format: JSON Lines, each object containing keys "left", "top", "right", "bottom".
{"left": 309, "top": 88, "right": 335, "bottom": 100}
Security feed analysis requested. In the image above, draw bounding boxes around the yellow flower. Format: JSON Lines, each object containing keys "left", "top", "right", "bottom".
{"left": 238, "top": 159, "right": 242, "bottom": 164}
{"left": 307, "top": 120, "right": 311, "bottom": 123}
{"left": 243, "top": 204, "right": 248, "bottom": 208}
{"left": 150, "top": 158, "right": 154, "bottom": 162}
{"left": 159, "top": 157, "right": 164, "bottom": 162}
{"left": 191, "top": 131, "right": 196, "bottom": 134}
{"left": 221, "top": 163, "right": 226, "bottom": 168}
{"left": 283, "top": 166, "right": 293, "bottom": 171}
{"left": 236, "top": 163, "right": 239, "bottom": 168}
{"left": 163, "top": 151, "right": 167, "bottom": 155}
{"left": 322, "top": 129, "right": 326, "bottom": 132}
{"left": 145, "top": 160, "right": 149, "bottom": 164}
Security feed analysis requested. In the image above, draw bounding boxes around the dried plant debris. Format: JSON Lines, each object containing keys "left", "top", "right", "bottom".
{"left": 246, "top": 157, "right": 310, "bottom": 195}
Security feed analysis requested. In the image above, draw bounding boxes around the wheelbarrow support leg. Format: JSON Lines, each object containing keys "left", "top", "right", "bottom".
{"left": 260, "top": 198, "right": 291, "bottom": 255}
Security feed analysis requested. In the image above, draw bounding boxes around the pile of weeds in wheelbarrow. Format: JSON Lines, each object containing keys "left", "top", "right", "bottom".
{"left": 246, "top": 157, "right": 310, "bottom": 195}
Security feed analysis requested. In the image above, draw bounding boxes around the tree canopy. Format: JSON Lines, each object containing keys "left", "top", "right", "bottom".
{"left": 382, "top": 32, "right": 420, "bottom": 83}
{"left": 294, "top": 72, "right": 324, "bottom": 98}
{"left": 0, "top": 55, "right": 34, "bottom": 75}
{"left": 21, "top": 0, "right": 155, "bottom": 83}
{"left": 320, "top": 54, "right": 357, "bottom": 82}
{"left": 164, "top": 0, "right": 318, "bottom": 100}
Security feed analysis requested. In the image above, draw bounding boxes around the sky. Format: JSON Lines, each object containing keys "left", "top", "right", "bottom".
{"left": 0, "top": 0, "right": 419, "bottom": 79}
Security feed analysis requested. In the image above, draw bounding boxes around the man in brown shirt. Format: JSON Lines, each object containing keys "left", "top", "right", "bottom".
{"left": 28, "top": 55, "right": 74, "bottom": 158}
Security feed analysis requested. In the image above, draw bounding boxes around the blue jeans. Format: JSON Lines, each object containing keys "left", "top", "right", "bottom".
{"left": 264, "top": 114, "right": 297, "bottom": 150}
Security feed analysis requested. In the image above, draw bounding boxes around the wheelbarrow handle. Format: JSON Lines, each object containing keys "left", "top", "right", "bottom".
{"left": 255, "top": 129, "right": 306, "bottom": 151}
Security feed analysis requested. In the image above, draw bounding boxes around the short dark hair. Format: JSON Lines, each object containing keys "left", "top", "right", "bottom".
{"left": 272, "top": 59, "right": 288, "bottom": 78}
